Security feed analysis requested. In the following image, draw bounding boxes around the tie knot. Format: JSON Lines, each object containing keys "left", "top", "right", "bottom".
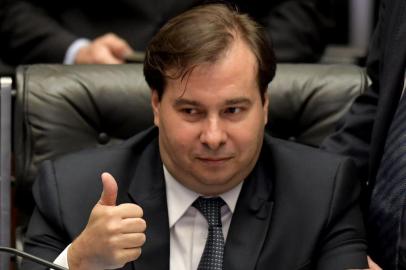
{"left": 193, "top": 197, "right": 225, "bottom": 226}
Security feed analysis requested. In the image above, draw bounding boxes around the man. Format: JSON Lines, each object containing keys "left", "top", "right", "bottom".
{"left": 322, "top": 0, "right": 406, "bottom": 269}
{"left": 23, "top": 4, "right": 367, "bottom": 270}
{"left": 0, "top": 0, "right": 331, "bottom": 69}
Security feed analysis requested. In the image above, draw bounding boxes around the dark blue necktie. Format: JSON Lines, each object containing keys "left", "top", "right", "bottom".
{"left": 369, "top": 91, "right": 406, "bottom": 269}
{"left": 193, "top": 197, "right": 226, "bottom": 270}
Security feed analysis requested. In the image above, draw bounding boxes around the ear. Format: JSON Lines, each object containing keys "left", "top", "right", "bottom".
{"left": 263, "top": 94, "right": 269, "bottom": 125}
{"left": 151, "top": 90, "right": 161, "bottom": 127}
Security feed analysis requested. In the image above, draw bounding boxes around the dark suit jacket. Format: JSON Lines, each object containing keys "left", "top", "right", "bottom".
{"left": 0, "top": 0, "right": 330, "bottom": 68}
{"left": 322, "top": 0, "right": 406, "bottom": 267}
{"left": 0, "top": 0, "right": 71, "bottom": 75}
{"left": 23, "top": 128, "right": 367, "bottom": 270}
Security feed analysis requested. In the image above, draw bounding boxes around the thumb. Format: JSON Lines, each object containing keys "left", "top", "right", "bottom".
{"left": 99, "top": 172, "right": 118, "bottom": 206}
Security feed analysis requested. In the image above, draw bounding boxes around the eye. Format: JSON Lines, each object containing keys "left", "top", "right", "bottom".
{"left": 224, "top": 107, "right": 242, "bottom": 114}
{"left": 181, "top": 108, "right": 200, "bottom": 115}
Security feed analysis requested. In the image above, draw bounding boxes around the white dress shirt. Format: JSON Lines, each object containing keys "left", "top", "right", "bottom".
{"left": 164, "top": 166, "right": 242, "bottom": 270}
{"left": 53, "top": 166, "right": 242, "bottom": 269}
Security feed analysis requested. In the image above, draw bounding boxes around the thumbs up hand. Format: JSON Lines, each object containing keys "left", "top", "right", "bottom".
{"left": 68, "top": 173, "right": 146, "bottom": 270}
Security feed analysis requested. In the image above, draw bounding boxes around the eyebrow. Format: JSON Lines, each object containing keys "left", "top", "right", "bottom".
{"left": 174, "top": 98, "right": 201, "bottom": 107}
{"left": 224, "top": 97, "right": 252, "bottom": 106}
{"left": 174, "top": 97, "right": 252, "bottom": 107}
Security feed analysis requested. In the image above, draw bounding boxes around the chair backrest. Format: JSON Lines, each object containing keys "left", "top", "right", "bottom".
{"left": 0, "top": 77, "right": 12, "bottom": 270}
{"left": 13, "top": 63, "right": 368, "bottom": 212}
{"left": 268, "top": 64, "right": 368, "bottom": 145}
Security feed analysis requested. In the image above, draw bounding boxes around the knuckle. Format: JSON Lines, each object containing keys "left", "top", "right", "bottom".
{"left": 136, "top": 218, "right": 147, "bottom": 231}
{"left": 104, "top": 32, "right": 116, "bottom": 40}
{"left": 135, "top": 205, "right": 144, "bottom": 217}
{"left": 105, "top": 221, "right": 120, "bottom": 234}
{"left": 133, "top": 248, "right": 142, "bottom": 260}
{"left": 133, "top": 233, "right": 146, "bottom": 246}
{"left": 104, "top": 207, "right": 115, "bottom": 216}
{"left": 106, "top": 235, "right": 119, "bottom": 248}
{"left": 111, "top": 251, "right": 123, "bottom": 264}
{"left": 139, "top": 233, "right": 146, "bottom": 246}
{"left": 122, "top": 203, "right": 143, "bottom": 217}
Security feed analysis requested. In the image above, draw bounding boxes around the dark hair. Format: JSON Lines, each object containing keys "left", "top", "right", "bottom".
{"left": 143, "top": 3, "right": 276, "bottom": 102}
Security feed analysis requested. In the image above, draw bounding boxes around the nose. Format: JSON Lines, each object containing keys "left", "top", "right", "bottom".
{"left": 200, "top": 117, "right": 227, "bottom": 150}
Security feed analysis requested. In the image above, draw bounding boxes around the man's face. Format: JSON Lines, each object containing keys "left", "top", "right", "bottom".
{"left": 151, "top": 39, "right": 269, "bottom": 195}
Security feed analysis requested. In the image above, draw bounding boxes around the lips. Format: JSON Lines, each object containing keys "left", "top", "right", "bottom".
{"left": 196, "top": 156, "right": 233, "bottom": 164}
{"left": 198, "top": 157, "right": 231, "bottom": 161}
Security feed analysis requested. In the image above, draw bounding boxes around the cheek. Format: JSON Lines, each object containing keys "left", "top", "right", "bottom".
{"left": 233, "top": 130, "right": 262, "bottom": 151}
{"left": 228, "top": 118, "right": 265, "bottom": 153}
{"left": 161, "top": 121, "right": 196, "bottom": 154}
{"left": 235, "top": 112, "right": 265, "bottom": 137}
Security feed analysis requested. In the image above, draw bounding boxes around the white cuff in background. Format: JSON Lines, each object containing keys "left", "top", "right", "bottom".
{"left": 63, "top": 38, "right": 91, "bottom": 64}
{"left": 52, "top": 244, "right": 71, "bottom": 269}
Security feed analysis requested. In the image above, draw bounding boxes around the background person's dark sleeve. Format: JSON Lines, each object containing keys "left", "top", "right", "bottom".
{"left": 320, "top": 0, "right": 384, "bottom": 181}
{"left": 0, "top": 0, "right": 77, "bottom": 65}
{"left": 239, "top": 0, "right": 332, "bottom": 62}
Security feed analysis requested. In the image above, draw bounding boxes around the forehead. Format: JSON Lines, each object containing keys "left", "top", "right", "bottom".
{"left": 164, "top": 39, "right": 259, "bottom": 100}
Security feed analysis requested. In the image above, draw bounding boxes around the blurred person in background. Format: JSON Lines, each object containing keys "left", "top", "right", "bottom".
{"left": 0, "top": 0, "right": 332, "bottom": 74}
{"left": 322, "top": 0, "right": 406, "bottom": 268}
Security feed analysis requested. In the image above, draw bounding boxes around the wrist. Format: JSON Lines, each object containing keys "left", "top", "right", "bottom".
{"left": 64, "top": 38, "right": 91, "bottom": 64}
{"left": 67, "top": 237, "right": 97, "bottom": 270}
{"left": 74, "top": 46, "right": 91, "bottom": 64}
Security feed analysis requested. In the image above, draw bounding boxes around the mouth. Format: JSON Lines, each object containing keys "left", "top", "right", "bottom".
{"left": 196, "top": 156, "right": 233, "bottom": 165}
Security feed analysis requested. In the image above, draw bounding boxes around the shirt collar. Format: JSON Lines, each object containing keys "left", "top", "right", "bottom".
{"left": 164, "top": 165, "right": 243, "bottom": 228}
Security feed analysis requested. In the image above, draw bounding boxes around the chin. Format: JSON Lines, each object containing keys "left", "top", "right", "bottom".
{"left": 196, "top": 173, "right": 238, "bottom": 188}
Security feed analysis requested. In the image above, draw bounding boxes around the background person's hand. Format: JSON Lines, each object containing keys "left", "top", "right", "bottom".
{"left": 75, "top": 33, "right": 134, "bottom": 64}
{"left": 368, "top": 256, "right": 382, "bottom": 270}
{"left": 67, "top": 172, "right": 146, "bottom": 270}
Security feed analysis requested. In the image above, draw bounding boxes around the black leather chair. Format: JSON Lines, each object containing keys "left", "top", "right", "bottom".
{"left": 13, "top": 63, "right": 368, "bottom": 215}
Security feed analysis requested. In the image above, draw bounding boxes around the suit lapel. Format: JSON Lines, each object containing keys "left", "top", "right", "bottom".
{"left": 126, "top": 139, "right": 170, "bottom": 270}
{"left": 380, "top": 0, "right": 406, "bottom": 104}
{"left": 371, "top": 0, "right": 406, "bottom": 179}
{"left": 224, "top": 147, "right": 274, "bottom": 270}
